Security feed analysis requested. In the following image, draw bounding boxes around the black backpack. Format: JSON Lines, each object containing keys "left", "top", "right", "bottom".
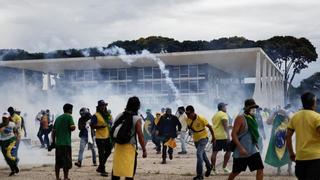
{"left": 111, "top": 111, "right": 134, "bottom": 144}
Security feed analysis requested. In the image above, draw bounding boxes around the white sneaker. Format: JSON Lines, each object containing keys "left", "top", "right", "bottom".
{"left": 212, "top": 169, "right": 217, "bottom": 175}
{"left": 223, "top": 167, "right": 231, "bottom": 173}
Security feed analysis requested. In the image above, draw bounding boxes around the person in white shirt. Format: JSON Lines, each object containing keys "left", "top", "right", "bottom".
{"left": 176, "top": 106, "right": 188, "bottom": 154}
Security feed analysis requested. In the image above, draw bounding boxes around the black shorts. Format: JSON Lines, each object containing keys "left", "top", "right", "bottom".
{"left": 55, "top": 145, "right": 72, "bottom": 169}
{"left": 212, "top": 139, "right": 231, "bottom": 152}
{"left": 232, "top": 153, "right": 264, "bottom": 173}
{"left": 296, "top": 159, "right": 320, "bottom": 180}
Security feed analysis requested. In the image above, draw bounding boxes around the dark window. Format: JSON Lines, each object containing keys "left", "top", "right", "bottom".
{"left": 189, "top": 65, "right": 198, "bottom": 77}
{"left": 198, "top": 64, "right": 207, "bottom": 76}
{"left": 127, "top": 68, "right": 134, "bottom": 79}
{"left": 118, "top": 69, "right": 126, "bottom": 80}
{"left": 110, "top": 69, "right": 117, "bottom": 80}
{"left": 137, "top": 68, "right": 144, "bottom": 79}
{"left": 100, "top": 69, "right": 109, "bottom": 80}
{"left": 180, "top": 80, "right": 189, "bottom": 90}
{"left": 153, "top": 68, "right": 161, "bottom": 79}
{"left": 144, "top": 67, "right": 152, "bottom": 79}
{"left": 190, "top": 80, "right": 198, "bottom": 93}
{"left": 76, "top": 70, "right": 84, "bottom": 81}
{"left": 199, "top": 79, "right": 207, "bottom": 91}
{"left": 180, "top": 65, "right": 188, "bottom": 78}
{"left": 171, "top": 67, "right": 179, "bottom": 78}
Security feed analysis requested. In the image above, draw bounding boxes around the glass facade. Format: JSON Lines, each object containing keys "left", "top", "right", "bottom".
{"left": 63, "top": 64, "right": 211, "bottom": 96}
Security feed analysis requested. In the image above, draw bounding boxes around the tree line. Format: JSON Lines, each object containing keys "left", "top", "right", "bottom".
{"left": 0, "top": 36, "right": 318, "bottom": 103}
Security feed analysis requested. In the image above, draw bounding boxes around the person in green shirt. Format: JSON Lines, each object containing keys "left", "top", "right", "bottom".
{"left": 52, "top": 103, "right": 75, "bottom": 180}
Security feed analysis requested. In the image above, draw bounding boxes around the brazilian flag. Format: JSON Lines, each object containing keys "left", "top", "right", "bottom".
{"left": 265, "top": 112, "right": 290, "bottom": 167}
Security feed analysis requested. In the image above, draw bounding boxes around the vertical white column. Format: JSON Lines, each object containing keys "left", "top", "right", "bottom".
{"left": 261, "top": 58, "right": 267, "bottom": 107}
{"left": 271, "top": 67, "right": 276, "bottom": 108}
{"left": 267, "top": 62, "right": 272, "bottom": 108}
{"left": 253, "top": 52, "right": 261, "bottom": 102}
{"left": 279, "top": 72, "right": 283, "bottom": 107}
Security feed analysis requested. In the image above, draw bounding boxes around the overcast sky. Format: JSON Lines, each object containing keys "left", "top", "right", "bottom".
{"left": 0, "top": 0, "right": 319, "bottom": 86}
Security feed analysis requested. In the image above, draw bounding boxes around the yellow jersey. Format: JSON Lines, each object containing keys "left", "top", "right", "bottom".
{"left": 187, "top": 115, "right": 208, "bottom": 142}
{"left": 288, "top": 110, "right": 320, "bottom": 160}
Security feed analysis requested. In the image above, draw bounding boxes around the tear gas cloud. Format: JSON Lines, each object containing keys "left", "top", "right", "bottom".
{"left": 0, "top": 47, "right": 271, "bottom": 166}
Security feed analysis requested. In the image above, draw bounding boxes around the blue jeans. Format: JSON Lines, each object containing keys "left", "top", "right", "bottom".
{"left": 194, "top": 138, "right": 211, "bottom": 176}
{"left": 37, "top": 128, "right": 50, "bottom": 147}
{"left": 78, "top": 137, "right": 96, "bottom": 164}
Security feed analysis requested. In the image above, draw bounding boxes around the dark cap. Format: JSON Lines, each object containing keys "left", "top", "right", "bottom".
{"left": 244, "top": 99, "right": 259, "bottom": 111}
{"left": 217, "top": 102, "right": 227, "bottom": 110}
{"left": 7, "top": 107, "right": 14, "bottom": 113}
{"left": 97, "top": 100, "right": 107, "bottom": 106}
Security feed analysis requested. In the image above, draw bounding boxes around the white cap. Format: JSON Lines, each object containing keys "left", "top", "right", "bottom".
{"left": 2, "top": 112, "right": 10, "bottom": 118}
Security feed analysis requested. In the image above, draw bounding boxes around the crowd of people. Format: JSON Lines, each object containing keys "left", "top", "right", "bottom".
{"left": 0, "top": 92, "right": 320, "bottom": 180}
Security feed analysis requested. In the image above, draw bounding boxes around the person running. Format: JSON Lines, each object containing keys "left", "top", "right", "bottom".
{"left": 152, "top": 112, "right": 162, "bottom": 154}
{"left": 75, "top": 107, "right": 97, "bottom": 167}
{"left": 0, "top": 112, "right": 19, "bottom": 176}
{"left": 39, "top": 111, "right": 50, "bottom": 148}
{"left": 265, "top": 104, "right": 292, "bottom": 175}
{"left": 51, "top": 103, "right": 76, "bottom": 180}
{"left": 111, "top": 96, "right": 147, "bottom": 180}
{"left": 36, "top": 110, "right": 45, "bottom": 147}
{"left": 91, "top": 100, "right": 113, "bottom": 177}
{"left": 143, "top": 109, "right": 154, "bottom": 146}
{"left": 228, "top": 99, "right": 264, "bottom": 180}
{"left": 156, "top": 107, "right": 181, "bottom": 164}
{"left": 16, "top": 110, "right": 27, "bottom": 138}
{"left": 211, "top": 102, "right": 231, "bottom": 175}
{"left": 176, "top": 106, "right": 188, "bottom": 154}
{"left": 7, "top": 107, "right": 22, "bottom": 157}
{"left": 286, "top": 92, "right": 320, "bottom": 180}
{"left": 185, "top": 105, "right": 215, "bottom": 180}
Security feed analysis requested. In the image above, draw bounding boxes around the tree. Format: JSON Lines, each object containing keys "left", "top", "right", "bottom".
{"left": 257, "top": 36, "right": 318, "bottom": 103}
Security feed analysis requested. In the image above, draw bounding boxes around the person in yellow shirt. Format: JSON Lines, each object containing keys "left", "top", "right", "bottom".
{"left": 153, "top": 112, "right": 162, "bottom": 154}
{"left": 91, "top": 100, "right": 112, "bottom": 177}
{"left": 211, "top": 102, "right": 231, "bottom": 175}
{"left": 7, "top": 107, "right": 22, "bottom": 157}
{"left": 186, "top": 105, "right": 215, "bottom": 180}
{"left": 286, "top": 92, "right": 320, "bottom": 180}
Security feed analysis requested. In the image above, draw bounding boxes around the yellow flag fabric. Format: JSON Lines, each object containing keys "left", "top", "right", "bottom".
{"left": 164, "top": 138, "right": 177, "bottom": 149}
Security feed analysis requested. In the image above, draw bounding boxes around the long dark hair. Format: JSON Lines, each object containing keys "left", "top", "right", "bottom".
{"left": 125, "top": 96, "right": 140, "bottom": 114}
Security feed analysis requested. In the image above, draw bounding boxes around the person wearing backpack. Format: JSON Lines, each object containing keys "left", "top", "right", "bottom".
{"left": 156, "top": 107, "right": 181, "bottom": 164}
{"left": 228, "top": 99, "right": 264, "bottom": 180}
{"left": 111, "top": 96, "right": 147, "bottom": 180}
{"left": 185, "top": 105, "right": 215, "bottom": 180}
{"left": 91, "top": 100, "right": 112, "bottom": 177}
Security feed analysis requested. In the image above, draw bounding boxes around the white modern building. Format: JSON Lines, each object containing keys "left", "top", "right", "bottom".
{"left": 0, "top": 48, "right": 284, "bottom": 108}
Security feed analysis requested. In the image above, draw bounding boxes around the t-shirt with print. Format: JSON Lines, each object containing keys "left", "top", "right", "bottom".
{"left": 187, "top": 114, "right": 209, "bottom": 142}
{"left": 53, "top": 113, "right": 75, "bottom": 146}
{"left": 0, "top": 122, "right": 16, "bottom": 141}
{"left": 288, "top": 110, "right": 320, "bottom": 160}
{"left": 212, "top": 111, "right": 229, "bottom": 140}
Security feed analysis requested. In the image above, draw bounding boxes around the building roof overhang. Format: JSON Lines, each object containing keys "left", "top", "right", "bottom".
{"left": 0, "top": 48, "right": 281, "bottom": 77}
